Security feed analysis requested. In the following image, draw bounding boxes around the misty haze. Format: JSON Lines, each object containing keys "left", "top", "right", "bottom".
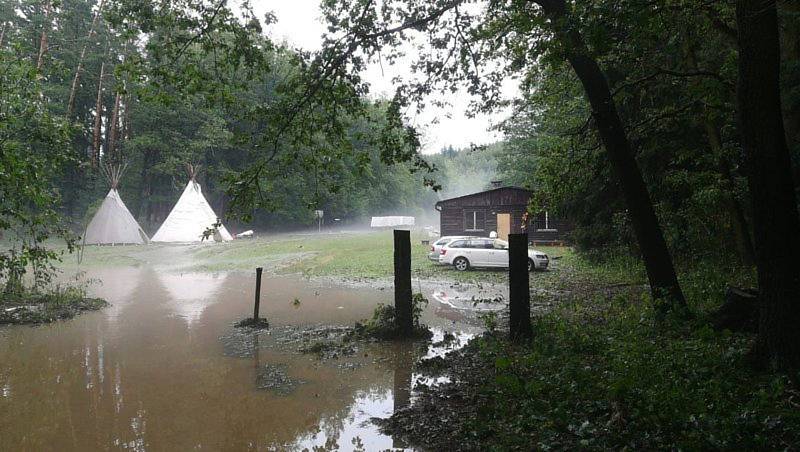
{"left": 1, "top": 1, "right": 799, "bottom": 451}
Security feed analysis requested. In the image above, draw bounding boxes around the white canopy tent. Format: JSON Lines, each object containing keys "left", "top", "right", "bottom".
{"left": 151, "top": 167, "right": 232, "bottom": 243}
{"left": 84, "top": 165, "right": 149, "bottom": 245}
{"left": 370, "top": 216, "right": 415, "bottom": 228}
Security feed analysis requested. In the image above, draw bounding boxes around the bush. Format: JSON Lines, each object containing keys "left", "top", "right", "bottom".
{"left": 0, "top": 284, "right": 107, "bottom": 324}
{"left": 351, "top": 293, "right": 432, "bottom": 340}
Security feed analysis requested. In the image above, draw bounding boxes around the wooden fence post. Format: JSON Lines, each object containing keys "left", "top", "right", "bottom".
{"left": 253, "top": 267, "right": 263, "bottom": 321}
{"left": 394, "top": 230, "right": 413, "bottom": 335}
{"left": 509, "top": 233, "right": 532, "bottom": 340}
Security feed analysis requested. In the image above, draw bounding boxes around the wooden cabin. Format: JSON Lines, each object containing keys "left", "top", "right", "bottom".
{"left": 434, "top": 186, "right": 571, "bottom": 244}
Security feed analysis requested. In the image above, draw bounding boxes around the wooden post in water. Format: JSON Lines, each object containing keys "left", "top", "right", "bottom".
{"left": 253, "top": 267, "right": 263, "bottom": 321}
{"left": 394, "top": 230, "right": 413, "bottom": 335}
{"left": 509, "top": 233, "right": 532, "bottom": 340}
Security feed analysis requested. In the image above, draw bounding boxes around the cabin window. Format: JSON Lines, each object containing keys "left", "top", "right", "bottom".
{"left": 535, "top": 211, "right": 558, "bottom": 232}
{"left": 464, "top": 210, "right": 485, "bottom": 231}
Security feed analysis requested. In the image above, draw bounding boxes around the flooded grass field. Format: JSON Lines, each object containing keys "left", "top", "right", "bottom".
{"left": 0, "top": 234, "right": 517, "bottom": 450}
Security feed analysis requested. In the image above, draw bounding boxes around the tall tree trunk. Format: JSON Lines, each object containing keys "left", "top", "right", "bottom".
{"left": 736, "top": 0, "right": 800, "bottom": 371}
{"left": 66, "top": 0, "right": 105, "bottom": 119}
{"left": 139, "top": 148, "right": 156, "bottom": 230}
{"left": 681, "top": 40, "right": 755, "bottom": 266}
{"left": 0, "top": 22, "right": 7, "bottom": 48}
{"left": 36, "top": 1, "right": 51, "bottom": 71}
{"left": 535, "top": 0, "right": 686, "bottom": 307}
{"left": 103, "top": 103, "right": 111, "bottom": 164}
{"left": 702, "top": 116, "right": 756, "bottom": 266}
{"left": 122, "top": 95, "right": 132, "bottom": 141}
{"left": 778, "top": 1, "right": 800, "bottom": 186}
{"left": 108, "top": 91, "right": 121, "bottom": 161}
{"left": 92, "top": 62, "right": 105, "bottom": 167}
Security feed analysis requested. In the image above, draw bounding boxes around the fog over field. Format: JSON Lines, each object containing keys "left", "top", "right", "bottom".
{"left": 2, "top": 0, "right": 799, "bottom": 450}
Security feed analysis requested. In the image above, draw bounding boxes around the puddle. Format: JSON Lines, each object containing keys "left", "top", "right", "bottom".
{"left": 0, "top": 266, "right": 488, "bottom": 450}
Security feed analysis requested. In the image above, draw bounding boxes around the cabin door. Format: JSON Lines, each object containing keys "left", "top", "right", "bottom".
{"left": 497, "top": 213, "right": 511, "bottom": 240}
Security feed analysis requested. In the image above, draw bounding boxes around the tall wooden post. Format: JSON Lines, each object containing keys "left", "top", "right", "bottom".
{"left": 253, "top": 267, "right": 263, "bottom": 321}
{"left": 509, "top": 233, "right": 532, "bottom": 340}
{"left": 394, "top": 230, "right": 413, "bottom": 335}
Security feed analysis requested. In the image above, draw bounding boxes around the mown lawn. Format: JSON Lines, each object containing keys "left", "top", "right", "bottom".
{"left": 61, "top": 231, "right": 589, "bottom": 283}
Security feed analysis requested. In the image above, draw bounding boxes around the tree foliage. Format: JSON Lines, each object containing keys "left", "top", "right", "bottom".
{"left": 0, "top": 46, "right": 76, "bottom": 291}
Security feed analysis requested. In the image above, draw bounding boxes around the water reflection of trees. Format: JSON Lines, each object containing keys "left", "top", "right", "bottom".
{"left": 392, "top": 346, "right": 414, "bottom": 449}
{"left": 2, "top": 267, "right": 464, "bottom": 450}
{"left": 280, "top": 340, "right": 424, "bottom": 450}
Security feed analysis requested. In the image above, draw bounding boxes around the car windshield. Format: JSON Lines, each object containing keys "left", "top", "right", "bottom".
{"left": 433, "top": 238, "right": 449, "bottom": 246}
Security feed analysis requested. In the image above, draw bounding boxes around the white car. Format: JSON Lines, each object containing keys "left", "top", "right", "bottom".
{"left": 428, "top": 235, "right": 480, "bottom": 263}
{"left": 438, "top": 238, "right": 549, "bottom": 271}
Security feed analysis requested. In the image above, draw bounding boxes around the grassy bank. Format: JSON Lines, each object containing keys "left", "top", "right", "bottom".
{"left": 0, "top": 285, "right": 107, "bottom": 325}
{"left": 379, "top": 262, "right": 798, "bottom": 450}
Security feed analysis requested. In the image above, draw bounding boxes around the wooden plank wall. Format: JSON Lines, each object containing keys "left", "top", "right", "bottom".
{"left": 437, "top": 188, "right": 573, "bottom": 243}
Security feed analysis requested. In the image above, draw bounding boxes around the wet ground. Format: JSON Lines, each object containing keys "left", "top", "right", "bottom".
{"left": 0, "top": 264, "right": 499, "bottom": 451}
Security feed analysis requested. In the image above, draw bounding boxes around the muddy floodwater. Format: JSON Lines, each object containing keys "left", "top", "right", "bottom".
{"left": 0, "top": 265, "right": 501, "bottom": 450}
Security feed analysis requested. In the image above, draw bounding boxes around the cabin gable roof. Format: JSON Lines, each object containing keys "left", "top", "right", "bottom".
{"left": 435, "top": 186, "right": 532, "bottom": 210}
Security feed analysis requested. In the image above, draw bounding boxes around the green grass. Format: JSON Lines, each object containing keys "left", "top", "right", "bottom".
{"left": 60, "top": 231, "right": 580, "bottom": 283}
{"left": 456, "top": 298, "right": 799, "bottom": 450}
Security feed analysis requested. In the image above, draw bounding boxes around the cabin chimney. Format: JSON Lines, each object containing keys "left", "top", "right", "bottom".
{"left": 490, "top": 180, "right": 503, "bottom": 189}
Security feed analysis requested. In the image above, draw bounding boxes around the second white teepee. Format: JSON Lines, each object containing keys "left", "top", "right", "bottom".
{"left": 151, "top": 168, "right": 232, "bottom": 243}
{"left": 84, "top": 165, "right": 149, "bottom": 245}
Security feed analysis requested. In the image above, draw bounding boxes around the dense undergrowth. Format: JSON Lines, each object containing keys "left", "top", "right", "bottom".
{"left": 383, "top": 260, "right": 798, "bottom": 450}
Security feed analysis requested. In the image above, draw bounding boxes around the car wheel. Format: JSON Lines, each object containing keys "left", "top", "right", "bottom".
{"left": 528, "top": 259, "right": 535, "bottom": 272}
{"left": 453, "top": 257, "right": 470, "bottom": 271}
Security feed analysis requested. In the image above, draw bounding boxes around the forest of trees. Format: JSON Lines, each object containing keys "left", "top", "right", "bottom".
{"left": 1, "top": 0, "right": 799, "bottom": 370}
{"left": 0, "top": 0, "right": 504, "bottom": 242}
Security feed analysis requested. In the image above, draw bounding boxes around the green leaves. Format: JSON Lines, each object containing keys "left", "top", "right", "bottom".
{"left": 0, "top": 48, "right": 76, "bottom": 290}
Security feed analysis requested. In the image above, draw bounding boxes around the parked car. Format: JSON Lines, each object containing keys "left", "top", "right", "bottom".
{"left": 438, "top": 238, "right": 549, "bottom": 271}
{"left": 428, "top": 235, "right": 480, "bottom": 263}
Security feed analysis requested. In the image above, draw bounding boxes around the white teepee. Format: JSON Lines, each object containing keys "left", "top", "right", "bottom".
{"left": 84, "top": 165, "right": 149, "bottom": 245}
{"left": 151, "top": 166, "right": 232, "bottom": 243}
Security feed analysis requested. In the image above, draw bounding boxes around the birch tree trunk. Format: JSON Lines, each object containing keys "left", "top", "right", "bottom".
{"left": 66, "top": 0, "right": 105, "bottom": 119}
{"left": 36, "top": 1, "right": 51, "bottom": 71}
{"left": 108, "top": 91, "right": 121, "bottom": 161}
{"left": 92, "top": 62, "right": 105, "bottom": 167}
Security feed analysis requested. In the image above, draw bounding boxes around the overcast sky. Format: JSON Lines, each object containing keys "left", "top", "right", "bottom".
{"left": 252, "top": 0, "right": 514, "bottom": 154}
